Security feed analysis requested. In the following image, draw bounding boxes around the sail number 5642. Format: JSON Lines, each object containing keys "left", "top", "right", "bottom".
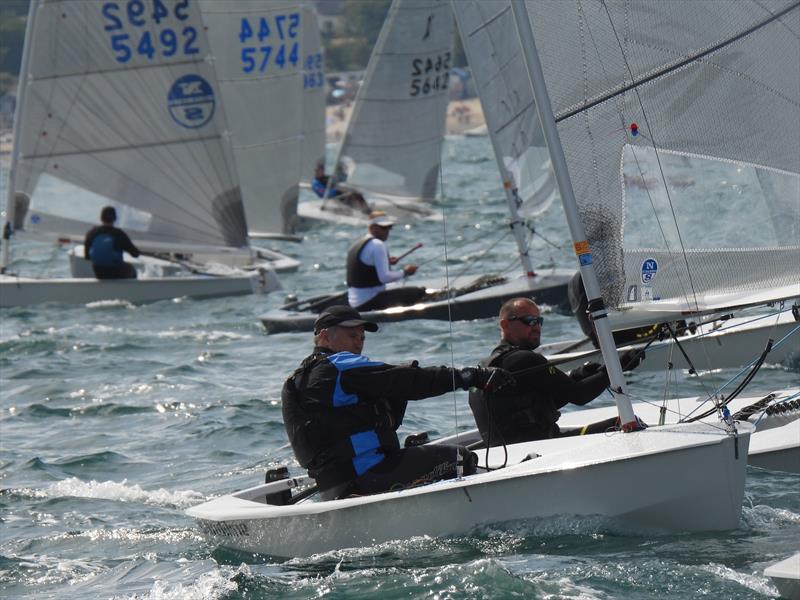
{"left": 410, "top": 52, "right": 450, "bottom": 97}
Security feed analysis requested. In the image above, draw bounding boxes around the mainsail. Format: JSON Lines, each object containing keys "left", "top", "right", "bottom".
{"left": 12, "top": 0, "right": 248, "bottom": 250}
{"left": 451, "top": 0, "right": 555, "bottom": 219}
{"left": 519, "top": 0, "right": 800, "bottom": 317}
{"left": 334, "top": 0, "right": 454, "bottom": 201}
{"left": 200, "top": 0, "right": 320, "bottom": 237}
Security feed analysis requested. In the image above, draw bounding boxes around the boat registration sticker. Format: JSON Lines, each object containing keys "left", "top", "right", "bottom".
{"left": 574, "top": 240, "right": 590, "bottom": 255}
{"left": 579, "top": 253, "right": 593, "bottom": 266}
{"left": 168, "top": 74, "right": 215, "bottom": 129}
{"left": 641, "top": 258, "right": 658, "bottom": 284}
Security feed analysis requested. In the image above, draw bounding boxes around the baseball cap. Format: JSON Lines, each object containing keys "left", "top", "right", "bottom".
{"left": 314, "top": 305, "right": 379, "bottom": 333}
{"left": 368, "top": 211, "right": 396, "bottom": 227}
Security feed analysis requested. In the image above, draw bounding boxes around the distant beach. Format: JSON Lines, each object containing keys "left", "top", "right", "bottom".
{"left": 325, "top": 97, "right": 485, "bottom": 142}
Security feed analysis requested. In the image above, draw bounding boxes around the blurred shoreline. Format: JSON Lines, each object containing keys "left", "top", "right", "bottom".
{"left": 325, "top": 97, "right": 485, "bottom": 142}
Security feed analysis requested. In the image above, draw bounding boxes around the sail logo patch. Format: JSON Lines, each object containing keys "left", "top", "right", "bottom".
{"left": 168, "top": 74, "right": 215, "bottom": 129}
{"left": 641, "top": 258, "right": 658, "bottom": 284}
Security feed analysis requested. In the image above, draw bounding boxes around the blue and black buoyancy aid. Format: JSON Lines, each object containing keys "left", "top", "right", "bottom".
{"left": 346, "top": 236, "right": 383, "bottom": 288}
{"left": 281, "top": 349, "right": 404, "bottom": 491}
{"left": 88, "top": 231, "right": 123, "bottom": 267}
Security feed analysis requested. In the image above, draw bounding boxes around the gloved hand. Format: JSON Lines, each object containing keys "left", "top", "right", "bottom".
{"left": 458, "top": 366, "right": 515, "bottom": 392}
{"left": 620, "top": 348, "right": 645, "bottom": 371}
{"left": 570, "top": 361, "right": 603, "bottom": 380}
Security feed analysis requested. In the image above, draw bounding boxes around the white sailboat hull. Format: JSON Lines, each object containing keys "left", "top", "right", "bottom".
{"left": 296, "top": 196, "right": 442, "bottom": 228}
{"left": 554, "top": 389, "right": 800, "bottom": 473}
{"left": 764, "top": 553, "right": 800, "bottom": 600}
{"left": 540, "top": 310, "right": 799, "bottom": 373}
{"left": 68, "top": 245, "right": 299, "bottom": 276}
{"left": 0, "top": 271, "right": 278, "bottom": 308}
{"left": 260, "top": 269, "right": 573, "bottom": 334}
{"left": 187, "top": 422, "right": 752, "bottom": 558}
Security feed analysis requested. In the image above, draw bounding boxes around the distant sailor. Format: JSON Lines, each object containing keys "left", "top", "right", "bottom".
{"left": 346, "top": 211, "right": 425, "bottom": 311}
{"left": 312, "top": 162, "right": 370, "bottom": 214}
{"left": 84, "top": 206, "right": 141, "bottom": 280}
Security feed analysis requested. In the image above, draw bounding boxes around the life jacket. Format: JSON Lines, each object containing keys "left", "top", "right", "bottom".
{"left": 346, "top": 235, "right": 383, "bottom": 288}
{"left": 281, "top": 349, "right": 402, "bottom": 491}
{"left": 88, "top": 231, "right": 123, "bottom": 267}
{"left": 468, "top": 343, "right": 561, "bottom": 445}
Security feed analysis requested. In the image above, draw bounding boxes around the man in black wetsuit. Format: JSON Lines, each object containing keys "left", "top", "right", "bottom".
{"left": 281, "top": 305, "right": 513, "bottom": 500}
{"left": 469, "top": 297, "right": 643, "bottom": 447}
{"left": 83, "top": 206, "right": 141, "bottom": 279}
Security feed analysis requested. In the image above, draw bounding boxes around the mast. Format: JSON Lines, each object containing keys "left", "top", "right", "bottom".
{"left": 509, "top": 0, "right": 636, "bottom": 426}
{"left": 1, "top": 0, "right": 37, "bottom": 273}
{"left": 481, "top": 102, "right": 537, "bottom": 279}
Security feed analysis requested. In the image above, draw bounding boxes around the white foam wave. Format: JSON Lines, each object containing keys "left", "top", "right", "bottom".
{"left": 86, "top": 299, "right": 136, "bottom": 309}
{"left": 110, "top": 569, "right": 238, "bottom": 600}
{"left": 700, "top": 562, "right": 777, "bottom": 598}
{"left": 742, "top": 503, "right": 800, "bottom": 529}
{"left": 42, "top": 478, "right": 204, "bottom": 509}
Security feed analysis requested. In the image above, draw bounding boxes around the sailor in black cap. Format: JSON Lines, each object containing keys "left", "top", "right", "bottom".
{"left": 83, "top": 206, "right": 141, "bottom": 279}
{"left": 281, "top": 305, "right": 513, "bottom": 500}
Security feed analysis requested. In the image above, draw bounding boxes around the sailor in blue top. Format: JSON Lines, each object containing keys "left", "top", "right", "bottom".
{"left": 311, "top": 162, "right": 370, "bottom": 214}
{"left": 281, "top": 305, "right": 513, "bottom": 500}
{"left": 83, "top": 206, "right": 141, "bottom": 280}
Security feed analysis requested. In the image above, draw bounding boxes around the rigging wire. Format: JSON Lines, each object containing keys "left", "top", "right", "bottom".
{"left": 437, "top": 155, "right": 462, "bottom": 478}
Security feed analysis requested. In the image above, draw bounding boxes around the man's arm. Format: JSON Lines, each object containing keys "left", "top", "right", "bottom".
{"left": 363, "top": 239, "right": 404, "bottom": 284}
{"left": 84, "top": 228, "right": 96, "bottom": 259}
{"left": 500, "top": 350, "right": 608, "bottom": 408}
{"left": 117, "top": 229, "right": 140, "bottom": 258}
{"left": 342, "top": 361, "right": 458, "bottom": 401}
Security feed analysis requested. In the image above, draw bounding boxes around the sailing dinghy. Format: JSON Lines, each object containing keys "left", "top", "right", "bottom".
{"left": 0, "top": 0, "right": 280, "bottom": 307}
{"left": 188, "top": 0, "right": 780, "bottom": 556}
{"left": 297, "top": 0, "right": 452, "bottom": 226}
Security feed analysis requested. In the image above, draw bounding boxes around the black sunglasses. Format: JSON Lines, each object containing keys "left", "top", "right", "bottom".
{"left": 509, "top": 314, "right": 544, "bottom": 327}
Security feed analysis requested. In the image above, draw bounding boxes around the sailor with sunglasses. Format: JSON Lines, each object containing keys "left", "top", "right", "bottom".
{"left": 469, "top": 297, "right": 643, "bottom": 446}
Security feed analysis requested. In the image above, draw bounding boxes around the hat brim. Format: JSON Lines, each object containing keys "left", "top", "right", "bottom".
{"left": 337, "top": 319, "right": 379, "bottom": 332}
{"left": 370, "top": 219, "right": 396, "bottom": 227}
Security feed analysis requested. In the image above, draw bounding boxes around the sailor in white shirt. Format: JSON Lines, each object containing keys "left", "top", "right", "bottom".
{"left": 346, "top": 211, "right": 424, "bottom": 310}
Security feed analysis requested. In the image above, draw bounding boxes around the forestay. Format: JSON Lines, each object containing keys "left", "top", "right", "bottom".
{"left": 334, "top": 0, "right": 454, "bottom": 201}
{"left": 520, "top": 0, "right": 800, "bottom": 316}
{"left": 200, "top": 0, "right": 321, "bottom": 237}
{"left": 451, "top": 0, "right": 556, "bottom": 219}
{"left": 14, "top": 0, "right": 248, "bottom": 250}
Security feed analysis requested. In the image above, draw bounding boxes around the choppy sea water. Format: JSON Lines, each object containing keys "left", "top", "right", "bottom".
{"left": 1, "top": 136, "right": 798, "bottom": 599}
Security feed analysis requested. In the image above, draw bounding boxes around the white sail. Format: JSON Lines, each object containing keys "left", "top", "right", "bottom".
{"left": 519, "top": 0, "right": 800, "bottom": 317}
{"left": 200, "top": 0, "right": 317, "bottom": 238}
{"left": 13, "top": 0, "right": 249, "bottom": 250}
{"left": 301, "top": 4, "right": 326, "bottom": 181}
{"left": 334, "top": 0, "right": 454, "bottom": 201}
{"left": 450, "top": 0, "right": 555, "bottom": 218}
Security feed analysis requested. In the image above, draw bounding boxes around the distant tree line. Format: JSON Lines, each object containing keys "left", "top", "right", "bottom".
{"left": 323, "top": 0, "right": 466, "bottom": 73}
{"left": 0, "top": 0, "right": 28, "bottom": 93}
{"left": 0, "top": 0, "right": 466, "bottom": 93}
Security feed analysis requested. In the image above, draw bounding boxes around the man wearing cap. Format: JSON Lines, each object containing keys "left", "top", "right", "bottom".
{"left": 469, "top": 297, "right": 644, "bottom": 447}
{"left": 83, "top": 206, "right": 141, "bottom": 279}
{"left": 281, "top": 305, "right": 513, "bottom": 500}
{"left": 346, "top": 211, "right": 425, "bottom": 311}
